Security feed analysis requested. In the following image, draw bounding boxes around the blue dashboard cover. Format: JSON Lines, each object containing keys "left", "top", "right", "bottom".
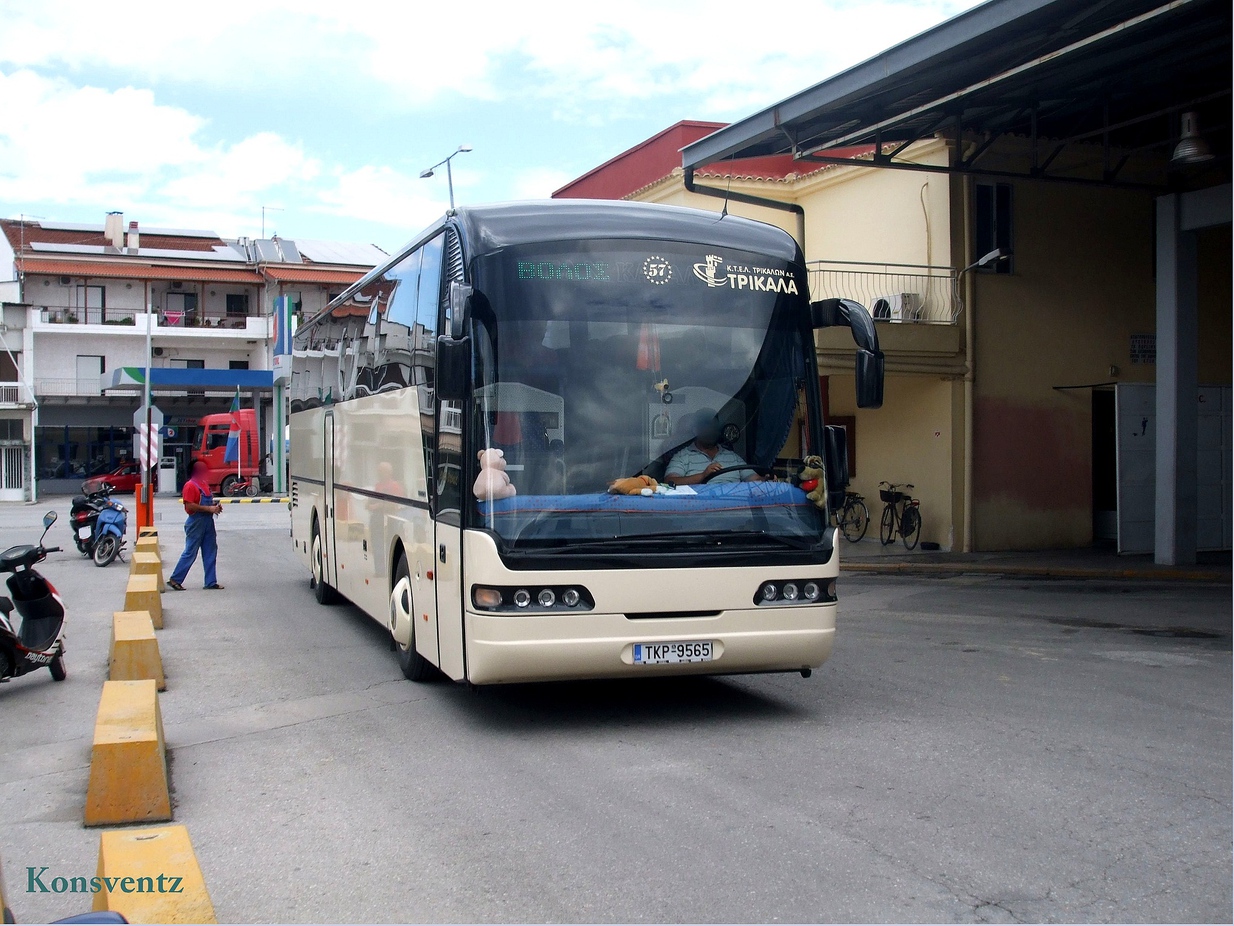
{"left": 479, "top": 481, "right": 811, "bottom": 516}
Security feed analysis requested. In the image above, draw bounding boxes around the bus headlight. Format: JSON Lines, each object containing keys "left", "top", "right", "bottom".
{"left": 752, "top": 578, "right": 836, "bottom": 605}
{"left": 472, "top": 585, "right": 594, "bottom": 612}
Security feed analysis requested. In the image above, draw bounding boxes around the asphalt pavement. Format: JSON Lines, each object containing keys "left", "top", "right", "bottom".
{"left": 0, "top": 502, "right": 1229, "bottom": 924}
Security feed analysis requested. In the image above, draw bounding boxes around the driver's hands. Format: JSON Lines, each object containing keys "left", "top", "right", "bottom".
{"left": 704, "top": 462, "right": 723, "bottom": 476}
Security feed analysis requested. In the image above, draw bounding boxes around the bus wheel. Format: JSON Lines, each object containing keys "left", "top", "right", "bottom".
{"left": 393, "top": 554, "right": 432, "bottom": 682}
{"left": 311, "top": 522, "right": 339, "bottom": 605}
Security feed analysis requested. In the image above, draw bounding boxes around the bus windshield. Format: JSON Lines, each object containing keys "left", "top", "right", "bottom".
{"left": 468, "top": 240, "right": 826, "bottom": 553}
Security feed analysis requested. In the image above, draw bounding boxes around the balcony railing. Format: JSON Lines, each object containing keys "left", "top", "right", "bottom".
{"left": 36, "top": 378, "right": 100, "bottom": 397}
{"left": 37, "top": 305, "right": 263, "bottom": 330}
{"left": 0, "top": 382, "right": 32, "bottom": 404}
{"left": 807, "top": 261, "right": 961, "bottom": 324}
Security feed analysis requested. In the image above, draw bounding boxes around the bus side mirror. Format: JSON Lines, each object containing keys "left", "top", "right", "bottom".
{"left": 855, "top": 349, "right": 884, "bottom": 409}
{"left": 448, "top": 282, "right": 472, "bottom": 340}
{"left": 436, "top": 335, "right": 471, "bottom": 401}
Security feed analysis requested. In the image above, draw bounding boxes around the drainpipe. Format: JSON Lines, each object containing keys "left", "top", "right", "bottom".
{"left": 962, "top": 176, "right": 975, "bottom": 553}
{"left": 683, "top": 167, "right": 806, "bottom": 251}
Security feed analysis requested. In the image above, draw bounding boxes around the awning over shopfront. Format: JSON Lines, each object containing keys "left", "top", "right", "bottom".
{"left": 104, "top": 367, "right": 275, "bottom": 393}
{"left": 681, "top": 0, "right": 1229, "bottom": 190}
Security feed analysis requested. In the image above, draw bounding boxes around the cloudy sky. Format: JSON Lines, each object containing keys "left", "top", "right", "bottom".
{"left": 0, "top": 0, "right": 982, "bottom": 259}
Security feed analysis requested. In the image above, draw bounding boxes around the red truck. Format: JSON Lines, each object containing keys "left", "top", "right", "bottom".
{"left": 195, "top": 407, "right": 264, "bottom": 495}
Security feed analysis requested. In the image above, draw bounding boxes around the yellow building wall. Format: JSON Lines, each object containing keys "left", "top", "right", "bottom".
{"left": 971, "top": 182, "right": 1159, "bottom": 550}
{"left": 829, "top": 372, "right": 956, "bottom": 549}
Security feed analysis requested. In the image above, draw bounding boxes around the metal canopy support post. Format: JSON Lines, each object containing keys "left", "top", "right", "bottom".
{"left": 1153, "top": 193, "right": 1199, "bottom": 565}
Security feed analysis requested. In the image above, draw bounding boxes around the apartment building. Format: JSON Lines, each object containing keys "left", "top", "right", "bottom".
{"left": 0, "top": 212, "right": 386, "bottom": 497}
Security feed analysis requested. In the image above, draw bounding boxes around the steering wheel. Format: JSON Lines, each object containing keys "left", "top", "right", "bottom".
{"left": 701, "top": 465, "right": 774, "bottom": 484}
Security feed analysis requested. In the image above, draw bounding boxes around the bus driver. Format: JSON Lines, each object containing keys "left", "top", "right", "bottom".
{"left": 665, "top": 409, "right": 764, "bottom": 486}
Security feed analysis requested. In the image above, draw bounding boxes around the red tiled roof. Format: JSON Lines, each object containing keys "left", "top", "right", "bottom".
{"left": 15, "top": 258, "right": 264, "bottom": 284}
{"left": 263, "top": 266, "right": 367, "bottom": 285}
{"left": 0, "top": 219, "right": 224, "bottom": 253}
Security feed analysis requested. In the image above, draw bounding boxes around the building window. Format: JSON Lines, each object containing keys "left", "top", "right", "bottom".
{"left": 169, "top": 359, "right": 205, "bottom": 369}
{"left": 76, "top": 355, "right": 105, "bottom": 395}
{"left": 0, "top": 352, "right": 20, "bottom": 382}
{"left": 974, "top": 182, "right": 1013, "bottom": 274}
{"left": 229, "top": 360, "right": 250, "bottom": 370}
{"left": 226, "top": 294, "right": 250, "bottom": 317}
{"left": 74, "top": 285, "right": 105, "bottom": 324}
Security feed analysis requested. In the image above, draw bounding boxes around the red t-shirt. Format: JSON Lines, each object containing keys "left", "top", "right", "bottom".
{"left": 182, "top": 478, "right": 209, "bottom": 508}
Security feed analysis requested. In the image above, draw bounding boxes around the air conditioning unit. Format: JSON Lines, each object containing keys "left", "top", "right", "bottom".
{"left": 871, "top": 293, "right": 922, "bottom": 322}
{"left": 153, "top": 347, "right": 164, "bottom": 357}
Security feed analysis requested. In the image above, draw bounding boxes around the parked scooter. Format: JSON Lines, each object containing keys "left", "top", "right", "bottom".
{"left": 0, "top": 511, "right": 67, "bottom": 685}
{"left": 70, "top": 485, "right": 128, "bottom": 566}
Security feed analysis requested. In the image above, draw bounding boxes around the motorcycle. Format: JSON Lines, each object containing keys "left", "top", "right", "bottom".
{"left": 0, "top": 511, "right": 67, "bottom": 686}
{"left": 70, "top": 485, "right": 128, "bottom": 566}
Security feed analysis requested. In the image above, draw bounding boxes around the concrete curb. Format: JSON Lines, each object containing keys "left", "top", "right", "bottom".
{"left": 841, "top": 560, "right": 1229, "bottom": 582}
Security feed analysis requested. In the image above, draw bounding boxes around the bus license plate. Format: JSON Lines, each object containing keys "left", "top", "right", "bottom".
{"left": 633, "top": 641, "right": 713, "bottom": 665}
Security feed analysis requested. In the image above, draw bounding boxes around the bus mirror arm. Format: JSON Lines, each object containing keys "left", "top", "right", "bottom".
{"left": 449, "top": 281, "right": 473, "bottom": 339}
{"left": 810, "top": 298, "right": 885, "bottom": 410}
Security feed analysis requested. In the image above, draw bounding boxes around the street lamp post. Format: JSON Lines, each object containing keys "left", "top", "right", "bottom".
{"left": 419, "top": 145, "right": 473, "bottom": 210}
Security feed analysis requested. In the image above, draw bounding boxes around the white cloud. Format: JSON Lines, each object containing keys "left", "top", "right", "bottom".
{"left": 0, "top": 0, "right": 985, "bottom": 118}
{"left": 0, "top": 69, "right": 433, "bottom": 240}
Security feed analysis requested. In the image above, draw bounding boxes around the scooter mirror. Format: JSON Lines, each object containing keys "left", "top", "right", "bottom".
{"left": 42, "top": 511, "right": 57, "bottom": 529}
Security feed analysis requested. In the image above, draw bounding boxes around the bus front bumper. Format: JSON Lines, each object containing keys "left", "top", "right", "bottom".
{"left": 464, "top": 605, "right": 835, "bottom": 685}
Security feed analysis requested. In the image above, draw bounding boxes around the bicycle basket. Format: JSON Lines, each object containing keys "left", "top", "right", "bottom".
{"left": 880, "top": 489, "right": 904, "bottom": 504}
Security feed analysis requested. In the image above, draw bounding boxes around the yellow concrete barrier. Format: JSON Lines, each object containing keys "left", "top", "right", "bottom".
{"left": 93, "top": 826, "right": 216, "bottom": 924}
{"left": 131, "top": 551, "right": 165, "bottom": 592}
{"left": 85, "top": 680, "right": 171, "bottom": 827}
{"left": 110, "top": 611, "right": 165, "bottom": 690}
{"left": 135, "top": 535, "right": 161, "bottom": 561}
{"left": 124, "top": 574, "right": 162, "bottom": 630}
{"left": 138, "top": 526, "right": 158, "bottom": 538}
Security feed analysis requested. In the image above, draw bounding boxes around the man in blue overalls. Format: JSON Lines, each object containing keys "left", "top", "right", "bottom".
{"left": 168, "top": 458, "right": 224, "bottom": 590}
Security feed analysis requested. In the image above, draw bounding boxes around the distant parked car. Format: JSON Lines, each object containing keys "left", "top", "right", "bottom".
{"left": 82, "top": 461, "right": 155, "bottom": 495}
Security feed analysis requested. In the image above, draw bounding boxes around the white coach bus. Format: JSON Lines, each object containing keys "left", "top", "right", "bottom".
{"left": 289, "top": 201, "right": 883, "bottom": 685}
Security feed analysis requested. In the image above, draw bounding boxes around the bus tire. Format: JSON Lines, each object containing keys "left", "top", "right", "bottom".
{"left": 393, "top": 553, "right": 433, "bottom": 682}
{"left": 311, "top": 520, "right": 339, "bottom": 605}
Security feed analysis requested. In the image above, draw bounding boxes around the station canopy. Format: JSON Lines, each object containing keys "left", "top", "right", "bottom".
{"left": 681, "top": 0, "right": 1231, "bottom": 190}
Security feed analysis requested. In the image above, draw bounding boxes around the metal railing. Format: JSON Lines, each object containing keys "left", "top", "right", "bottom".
{"left": 0, "top": 383, "right": 30, "bottom": 404}
{"left": 36, "top": 378, "right": 100, "bottom": 397}
{"left": 36, "top": 304, "right": 263, "bottom": 329}
{"left": 807, "top": 261, "right": 961, "bottom": 324}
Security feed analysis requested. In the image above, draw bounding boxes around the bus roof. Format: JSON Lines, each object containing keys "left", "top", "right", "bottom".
{"left": 450, "top": 199, "right": 800, "bottom": 263}
{"left": 308, "top": 200, "right": 803, "bottom": 329}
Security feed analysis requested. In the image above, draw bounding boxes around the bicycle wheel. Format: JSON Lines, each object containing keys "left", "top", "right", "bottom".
{"left": 840, "top": 500, "right": 869, "bottom": 543}
{"left": 879, "top": 506, "right": 895, "bottom": 545}
{"left": 901, "top": 505, "right": 922, "bottom": 550}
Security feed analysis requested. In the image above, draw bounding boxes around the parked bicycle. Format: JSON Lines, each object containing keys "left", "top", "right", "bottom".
{"left": 879, "top": 481, "right": 922, "bottom": 550}
{"left": 833, "top": 490, "right": 869, "bottom": 543}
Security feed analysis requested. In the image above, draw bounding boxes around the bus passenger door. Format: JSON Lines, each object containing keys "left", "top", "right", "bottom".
{"left": 322, "top": 413, "right": 338, "bottom": 590}
{"left": 434, "top": 399, "right": 466, "bottom": 681}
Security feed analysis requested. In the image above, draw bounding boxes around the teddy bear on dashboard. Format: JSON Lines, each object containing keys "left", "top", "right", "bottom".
{"left": 473, "top": 448, "right": 517, "bottom": 502}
